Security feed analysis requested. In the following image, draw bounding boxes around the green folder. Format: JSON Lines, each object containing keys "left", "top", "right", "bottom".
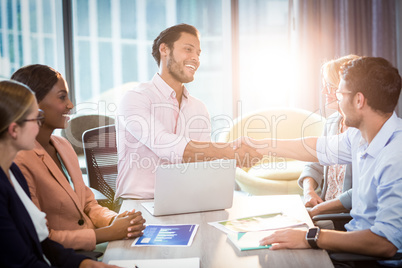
{"left": 227, "top": 231, "right": 273, "bottom": 251}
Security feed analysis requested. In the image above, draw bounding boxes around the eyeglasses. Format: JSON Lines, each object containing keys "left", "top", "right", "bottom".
{"left": 23, "top": 109, "right": 45, "bottom": 127}
{"left": 335, "top": 90, "right": 353, "bottom": 101}
{"left": 323, "top": 83, "right": 338, "bottom": 94}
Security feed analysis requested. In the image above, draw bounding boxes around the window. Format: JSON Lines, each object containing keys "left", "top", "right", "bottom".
{"left": 71, "top": 0, "right": 233, "bottom": 133}
{"left": 0, "top": 0, "right": 290, "bottom": 140}
{"left": 238, "top": 0, "right": 291, "bottom": 114}
{"left": 0, "top": 0, "right": 64, "bottom": 79}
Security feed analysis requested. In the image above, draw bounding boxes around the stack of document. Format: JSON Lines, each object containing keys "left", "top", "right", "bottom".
{"left": 209, "top": 212, "right": 308, "bottom": 251}
{"left": 212, "top": 212, "right": 307, "bottom": 233}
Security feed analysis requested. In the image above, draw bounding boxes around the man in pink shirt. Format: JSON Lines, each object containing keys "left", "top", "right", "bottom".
{"left": 115, "top": 24, "right": 250, "bottom": 200}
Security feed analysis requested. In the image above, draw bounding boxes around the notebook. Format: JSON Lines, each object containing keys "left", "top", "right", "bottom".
{"left": 141, "top": 159, "right": 236, "bottom": 216}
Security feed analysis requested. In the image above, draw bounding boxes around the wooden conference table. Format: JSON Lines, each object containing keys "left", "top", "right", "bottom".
{"left": 102, "top": 194, "right": 333, "bottom": 268}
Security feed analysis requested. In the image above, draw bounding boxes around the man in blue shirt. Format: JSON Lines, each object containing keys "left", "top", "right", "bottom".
{"left": 239, "top": 57, "right": 402, "bottom": 259}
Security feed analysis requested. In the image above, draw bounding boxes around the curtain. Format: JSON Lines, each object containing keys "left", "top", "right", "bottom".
{"left": 289, "top": 0, "right": 400, "bottom": 116}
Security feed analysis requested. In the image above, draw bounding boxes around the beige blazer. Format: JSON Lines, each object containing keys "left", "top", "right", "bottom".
{"left": 15, "top": 135, "right": 117, "bottom": 251}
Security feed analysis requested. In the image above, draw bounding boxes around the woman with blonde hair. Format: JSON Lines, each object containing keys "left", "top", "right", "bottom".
{"left": 298, "top": 54, "right": 360, "bottom": 218}
{"left": 0, "top": 80, "right": 117, "bottom": 267}
{"left": 12, "top": 64, "right": 145, "bottom": 251}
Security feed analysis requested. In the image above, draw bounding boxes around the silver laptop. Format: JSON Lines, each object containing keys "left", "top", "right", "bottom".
{"left": 142, "top": 159, "right": 236, "bottom": 216}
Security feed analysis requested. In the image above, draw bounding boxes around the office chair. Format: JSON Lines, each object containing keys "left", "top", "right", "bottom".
{"left": 82, "top": 124, "right": 118, "bottom": 211}
{"left": 61, "top": 114, "right": 115, "bottom": 155}
{"left": 312, "top": 213, "right": 352, "bottom": 231}
{"left": 61, "top": 114, "right": 115, "bottom": 174}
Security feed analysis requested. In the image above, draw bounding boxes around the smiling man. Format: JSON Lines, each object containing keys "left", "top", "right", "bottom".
{"left": 115, "top": 24, "right": 253, "bottom": 200}
{"left": 238, "top": 57, "right": 402, "bottom": 265}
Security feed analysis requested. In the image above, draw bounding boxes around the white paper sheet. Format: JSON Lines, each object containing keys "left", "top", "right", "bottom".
{"left": 109, "top": 257, "right": 200, "bottom": 268}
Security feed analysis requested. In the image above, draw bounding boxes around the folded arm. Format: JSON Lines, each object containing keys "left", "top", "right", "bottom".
{"left": 303, "top": 177, "right": 323, "bottom": 207}
{"left": 308, "top": 198, "right": 349, "bottom": 217}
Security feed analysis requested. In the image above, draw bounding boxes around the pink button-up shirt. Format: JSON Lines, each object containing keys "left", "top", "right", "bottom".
{"left": 115, "top": 74, "right": 211, "bottom": 199}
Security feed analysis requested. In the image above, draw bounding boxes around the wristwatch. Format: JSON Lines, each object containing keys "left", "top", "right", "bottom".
{"left": 306, "top": 227, "right": 320, "bottom": 249}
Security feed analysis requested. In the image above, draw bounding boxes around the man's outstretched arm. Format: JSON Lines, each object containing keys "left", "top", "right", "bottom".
{"left": 235, "top": 136, "right": 320, "bottom": 163}
{"left": 181, "top": 136, "right": 319, "bottom": 168}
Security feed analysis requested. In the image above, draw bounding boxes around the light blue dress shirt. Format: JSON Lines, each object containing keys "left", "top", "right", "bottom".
{"left": 316, "top": 112, "right": 402, "bottom": 251}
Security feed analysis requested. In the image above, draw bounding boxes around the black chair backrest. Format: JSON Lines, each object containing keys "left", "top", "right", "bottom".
{"left": 62, "top": 115, "right": 115, "bottom": 156}
{"left": 82, "top": 124, "right": 118, "bottom": 211}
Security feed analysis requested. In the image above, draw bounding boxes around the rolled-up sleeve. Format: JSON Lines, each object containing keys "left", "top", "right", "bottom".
{"left": 371, "top": 161, "right": 402, "bottom": 249}
{"left": 338, "top": 188, "right": 352, "bottom": 210}
{"left": 297, "top": 162, "right": 324, "bottom": 189}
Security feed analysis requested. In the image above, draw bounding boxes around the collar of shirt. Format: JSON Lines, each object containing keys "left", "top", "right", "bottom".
{"left": 152, "top": 73, "right": 189, "bottom": 102}
{"left": 358, "top": 112, "right": 399, "bottom": 159}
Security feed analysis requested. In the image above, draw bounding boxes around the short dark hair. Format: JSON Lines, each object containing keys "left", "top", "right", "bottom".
{"left": 11, "top": 64, "right": 62, "bottom": 103}
{"left": 340, "top": 57, "right": 401, "bottom": 113}
{"left": 152, "top": 23, "right": 199, "bottom": 66}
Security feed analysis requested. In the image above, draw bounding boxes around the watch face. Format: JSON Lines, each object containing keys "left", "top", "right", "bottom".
{"left": 306, "top": 228, "right": 320, "bottom": 249}
{"left": 308, "top": 228, "right": 318, "bottom": 238}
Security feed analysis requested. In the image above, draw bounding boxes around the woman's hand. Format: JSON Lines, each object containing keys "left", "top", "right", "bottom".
{"left": 95, "top": 210, "right": 146, "bottom": 243}
{"left": 109, "top": 209, "right": 146, "bottom": 239}
{"left": 125, "top": 210, "right": 146, "bottom": 239}
{"left": 302, "top": 177, "right": 322, "bottom": 207}
{"left": 304, "top": 190, "right": 323, "bottom": 207}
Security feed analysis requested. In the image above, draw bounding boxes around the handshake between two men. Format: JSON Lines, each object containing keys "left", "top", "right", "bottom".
{"left": 181, "top": 136, "right": 318, "bottom": 168}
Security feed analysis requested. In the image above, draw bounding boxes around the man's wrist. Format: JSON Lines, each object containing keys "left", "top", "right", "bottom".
{"left": 306, "top": 227, "right": 320, "bottom": 249}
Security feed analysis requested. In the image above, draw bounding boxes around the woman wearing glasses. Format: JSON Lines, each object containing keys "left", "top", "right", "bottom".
{"left": 0, "top": 80, "right": 119, "bottom": 267}
{"left": 12, "top": 64, "right": 145, "bottom": 252}
{"left": 298, "top": 55, "right": 360, "bottom": 220}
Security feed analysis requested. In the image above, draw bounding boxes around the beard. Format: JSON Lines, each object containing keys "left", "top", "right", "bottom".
{"left": 341, "top": 99, "right": 361, "bottom": 128}
{"left": 343, "top": 109, "right": 361, "bottom": 128}
{"left": 166, "top": 51, "right": 195, "bottom": 84}
{"left": 344, "top": 116, "right": 360, "bottom": 128}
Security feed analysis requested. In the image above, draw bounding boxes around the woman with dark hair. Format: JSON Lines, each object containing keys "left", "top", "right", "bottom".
{"left": 12, "top": 64, "right": 145, "bottom": 251}
{"left": 0, "top": 80, "right": 118, "bottom": 267}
